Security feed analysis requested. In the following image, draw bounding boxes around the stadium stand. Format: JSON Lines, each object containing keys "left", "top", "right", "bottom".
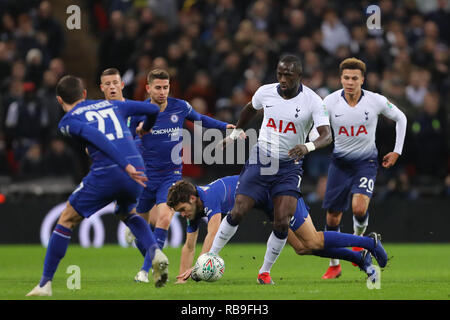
{"left": 0, "top": 0, "right": 448, "bottom": 200}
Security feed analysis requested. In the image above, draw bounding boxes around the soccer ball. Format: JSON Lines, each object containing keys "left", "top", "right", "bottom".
{"left": 192, "top": 252, "right": 225, "bottom": 282}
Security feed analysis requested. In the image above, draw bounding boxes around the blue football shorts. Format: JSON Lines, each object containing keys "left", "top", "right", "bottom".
{"left": 69, "top": 166, "right": 143, "bottom": 218}
{"left": 236, "top": 159, "right": 303, "bottom": 203}
{"left": 322, "top": 158, "right": 378, "bottom": 212}
{"left": 135, "top": 172, "right": 182, "bottom": 214}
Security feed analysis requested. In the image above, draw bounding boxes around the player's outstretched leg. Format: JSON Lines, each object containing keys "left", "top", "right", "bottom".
{"left": 322, "top": 231, "right": 388, "bottom": 268}
{"left": 312, "top": 247, "right": 375, "bottom": 279}
{"left": 27, "top": 204, "right": 81, "bottom": 297}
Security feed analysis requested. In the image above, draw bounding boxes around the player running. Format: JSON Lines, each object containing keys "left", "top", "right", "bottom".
{"left": 207, "top": 54, "right": 334, "bottom": 285}
{"left": 319, "top": 58, "right": 406, "bottom": 279}
{"left": 166, "top": 175, "right": 387, "bottom": 284}
{"left": 126, "top": 69, "right": 235, "bottom": 283}
{"left": 26, "top": 76, "right": 168, "bottom": 296}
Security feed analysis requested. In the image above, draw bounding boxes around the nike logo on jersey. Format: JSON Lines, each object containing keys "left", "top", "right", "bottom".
{"left": 265, "top": 105, "right": 274, "bottom": 108}
{"left": 335, "top": 114, "right": 344, "bottom": 117}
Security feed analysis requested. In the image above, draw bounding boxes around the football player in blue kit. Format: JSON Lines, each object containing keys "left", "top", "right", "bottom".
{"left": 126, "top": 69, "right": 235, "bottom": 282}
{"left": 166, "top": 175, "right": 387, "bottom": 284}
{"left": 26, "top": 75, "right": 169, "bottom": 296}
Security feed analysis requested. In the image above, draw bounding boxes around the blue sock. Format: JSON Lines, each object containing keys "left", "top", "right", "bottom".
{"left": 154, "top": 227, "right": 168, "bottom": 250}
{"left": 134, "top": 239, "right": 147, "bottom": 257}
{"left": 124, "top": 214, "right": 158, "bottom": 270}
{"left": 323, "top": 231, "right": 375, "bottom": 250}
{"left": 39, "top": 224, "right": 72, "bottom": 287}
{"left": 313, "top": 247, "right": 362, "bottom": 266}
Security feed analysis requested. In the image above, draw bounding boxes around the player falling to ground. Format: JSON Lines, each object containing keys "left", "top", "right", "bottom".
{"left": 166, "top": 175, "right": 387, "bottom": 284}
{"left": 26, "top": 76, "right": 169, "bottom": 296}
{"left": 210, "top": 54, "right": 333, "bottom": 285}
{"left": 318, "top": 58, "right": 407, "bottom": 279}
{"left": 125, "top": 69, "right": 235, "bottom": 283}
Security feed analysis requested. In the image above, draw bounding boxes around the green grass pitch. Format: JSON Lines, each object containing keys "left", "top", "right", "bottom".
{"left": 1, "top": 243, "right": 449, "bottom": 300}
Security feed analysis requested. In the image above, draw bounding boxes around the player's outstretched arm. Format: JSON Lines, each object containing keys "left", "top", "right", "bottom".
{"left": 176, "top": 231, "right": 199, "bottom": 284}
{"left": 221, "top": 102, "right": 257, "bottom": 148}
{"left": 381, "top": 102, "right": 407, "bottom": 168}
{"left": 186, "top": 106, "right": 231, "bottom": 131}
{"left": 288, "top": 125, "right": 332, "bottom": 160}
{"left": 116, "top": 100, "right": 160, "bottom": 133}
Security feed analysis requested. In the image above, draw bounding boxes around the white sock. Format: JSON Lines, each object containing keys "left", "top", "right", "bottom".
{"left": 329, "top": 259, "right": 340, "bottom": 267}
{"left": 259, "top": 232, "right": 287, "bottom": 274}
{"left": 209, "top": 217, "right": 238, "bottom": 254}
{"left": 353, "top": 214, "right": 369, "bottom": 236}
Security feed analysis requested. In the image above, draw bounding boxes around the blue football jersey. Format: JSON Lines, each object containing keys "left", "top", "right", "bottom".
{"left": 58, "top": 99, "right": 159, "bottom": 172}
{"left": 131, "top": 97, "right": 228, "bottom": 178}
{"left": 187, "top": 175, "right": 239, "bottom": 233}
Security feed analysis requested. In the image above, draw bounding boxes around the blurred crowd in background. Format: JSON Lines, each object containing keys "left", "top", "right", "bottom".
{"left": 0, "top": 0, "right": 449, "bottom": 199}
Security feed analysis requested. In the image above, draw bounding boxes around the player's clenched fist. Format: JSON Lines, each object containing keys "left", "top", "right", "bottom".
{"left": 288, "top": 144, "right": 309, "bottom": 161}
{"left": 382, "top": 152, "right": 400, "bottom": 168}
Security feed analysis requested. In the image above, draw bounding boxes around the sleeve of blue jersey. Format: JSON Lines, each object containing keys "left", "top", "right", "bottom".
{"left": 185, "top": 105, "right": 228, "bottom": 130}
{"left": 117, "top": 100, "right": 159, "bottom": 130}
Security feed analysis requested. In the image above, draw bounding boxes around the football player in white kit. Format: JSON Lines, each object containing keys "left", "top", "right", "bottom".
{"left": 320, "top": 58, "right": 407, "bottom": 279}
{"left": 209, "top": 55, "right": 333, "bottom": 284}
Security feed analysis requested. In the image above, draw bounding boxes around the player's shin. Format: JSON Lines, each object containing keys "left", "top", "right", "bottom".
{"left": 353, "top": 212, "right": 369, "bottom": 236}
{"left": 40, "top": 224, "right": 72, "bottom": 287}
{"left": 325, "top": 225, "right": 340, "bottom": 267}
{"left": 259, "top": 230, "right": 287, "bottom": 274}
{"left": 154, "top": 227, "right": 168, "bottom": 250}
{"left": 323, "top": 231, "right": 375, "bottom": 250}
{"left": 124, "top": 214, "right": 158, "bottom": 261}
{"left": 312, "top": 247, "right": 361, "bottom": 266}
{"left": 209, "top": 214, "right": 239, "bottom": 254}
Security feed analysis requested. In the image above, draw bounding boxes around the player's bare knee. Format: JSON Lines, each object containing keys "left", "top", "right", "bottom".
{"left": 158, "top": 213, "right": 172, "bottom": 229}
{"left": 352, "top": 206, "right": 367, "bottom": 218}
{"left": 231, "top": 198, "right": 251, "bottom": 221}
{"left": 273, "top": 218, "right": 289, "bottom": 234}
{"left": 58, "top": 205, "right": 82, "bottom": 229}
{"left": 294, "top": 247, "right": 309, "bottom": 255}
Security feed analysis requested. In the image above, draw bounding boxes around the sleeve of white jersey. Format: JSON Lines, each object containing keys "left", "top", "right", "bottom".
{"left": 311, "top": 94, "right": 330, "bottom": 128}
{"left": 378, "top": 95, "right": 407, "bottom": 155}
{"left": 251, "top": 87, "right": 264, "bottom": 110}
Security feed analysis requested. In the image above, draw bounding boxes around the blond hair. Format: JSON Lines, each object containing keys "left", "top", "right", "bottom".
{"left": 339, "top": 58, "right": 366, "bottom": 76}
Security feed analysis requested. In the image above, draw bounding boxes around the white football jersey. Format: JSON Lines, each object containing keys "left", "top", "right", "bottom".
{"left": 324, "top": 89, "right": 407, "bottom": 161}
{"left": 251, "top": 83, "right": 330, "bottom": 160}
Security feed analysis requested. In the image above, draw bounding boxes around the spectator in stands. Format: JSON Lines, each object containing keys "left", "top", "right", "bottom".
{"left": 410, "top": 92, "right": 448, "bottom": 180}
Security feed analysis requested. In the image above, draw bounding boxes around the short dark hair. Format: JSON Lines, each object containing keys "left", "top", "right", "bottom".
{"left": 101, "top": 68, "right": 121, "bottom": 78}
{"left": 339, "top": 57, "right": 366, "bottom": 77}
{"left": 166, "top": 180, "right": 197, "bottom": 209}
{"left": 147, "top": 68, "right": 170, "bottom": 84}
{"left": 56, "top": 75, "right": 84, "bottom": 104}
{"left": 279, "top": 54, "right": 303, "bottom": 75}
